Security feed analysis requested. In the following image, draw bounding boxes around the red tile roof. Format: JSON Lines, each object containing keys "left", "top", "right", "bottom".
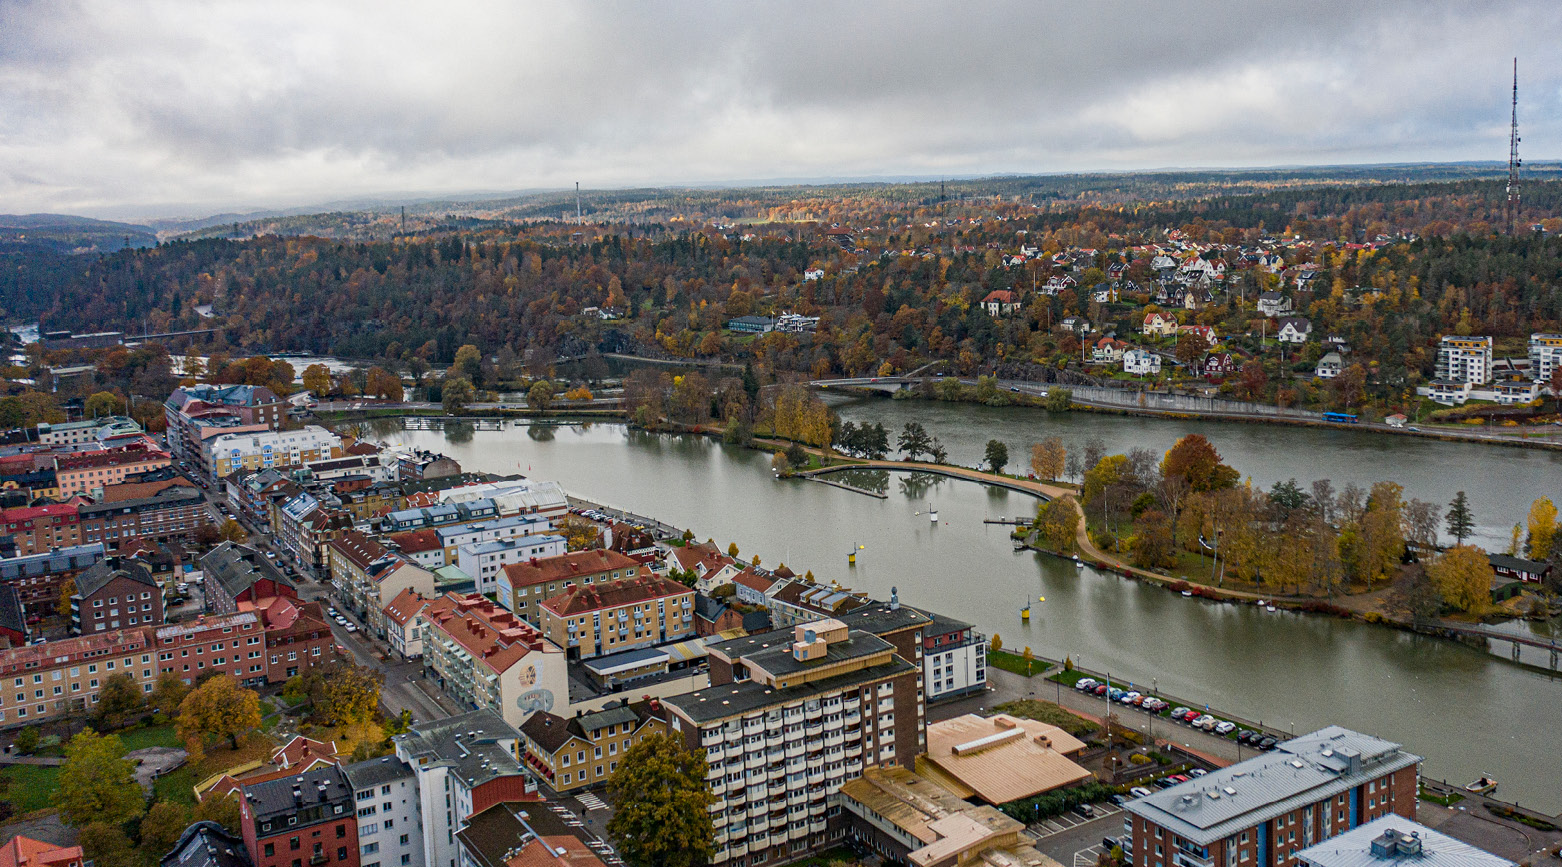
{"left": 501, "top": 550, "right": 640, "bottom": 589}
{"left": 731, "top": 568, "right": 776, "bottom": 594}
{"left": 383, "top": 587, "right": 432, "bottom": 627}
{"left": 541, "top": 574, "right": 692, "bottom": 617}
{"left": 55, "top": 445, "right": 169, "bottom": 471}
{"left": 387, "top": 528, "right": 443, "bottom": 554}
{"left": 423, "top": 593, "right": 558, "bottom": 674}
{"left": 330, "top": 530, "right": 390, "bottom": 570}
{"left": 0, "top": 836, "right": 82, "bottom": 867}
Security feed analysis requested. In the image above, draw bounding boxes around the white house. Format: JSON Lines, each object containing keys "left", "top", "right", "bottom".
{"left": 342, "top": 756, "right": 425, "bottom": 867}
{"left": 981, "top": 290, "right": 1020, "bottom": 316}
{"left": 454, "top": 534, "right": 567, "bottom": 594}
{"left": 803, "top": 268, "right": 825, "bottom": 281}
{"left": 1277, "top": 317, "right": 1313, "bottom": 343}
{"left": 1256, "top": 291, "right": 1293, "bottom": 317}
{"left": 1124, "top": 349, "right": 1162, "bottom": 376}
{"left": 1315, "top": 352, "right": 1343, "bottom": 379}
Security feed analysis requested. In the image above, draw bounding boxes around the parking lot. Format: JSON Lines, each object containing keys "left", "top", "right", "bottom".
{"left": 1029, "top": 803, "right": 1123, "bottom": 840}
{"left": 1026, "top": 804, "right": 1131, "bottom": 867}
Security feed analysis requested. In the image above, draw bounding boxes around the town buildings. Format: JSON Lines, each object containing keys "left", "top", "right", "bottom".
{"left": 537, "top": 574, "right": 695, "bottom": 660}
{"left": 664, "top": 613, "right": 926, "bottom": 865}
{"left": 1124, "top": 726, "right": 1421, "bottom": 867}
{"left": 837, "top": 766, "right": 1054, "bottom": 867}
{"left": 341, "top": 756, "right": 425, "bottom": 867}
{"left": 517, "top": 698, "right": 668, "bottom": 792}
{"left": 1529, "top": 333, "right": 1562, "bottom": 385}
{"left": 1293, "top": 815, "right": 1512, "bottom": 867}
{"left": 0, "top": 543, "right": 104, "bottom": 619}
{"left": 165, "top": 384, "right": 287, "bottom": 470}
{"left": 1, "top": 503, "right": 84, "bottom": 556}
{"left": 54, "top": 444, "right": 171, "bottom": 498}
{"left": 1124, "top": 349, "right": 1163, "bottom": 376}
{"left": 454, "top": 535, "right": 567, "bottom": 596}
{"left": 327, "top": 532, "right": 435, "bottom": 635}
{"left": 160, "top": 823, "right": 251, "bottom": 867}
{"left": 0, "top": 629, "right": 157, "bottom": 725}
{"left": 237, "top": 764, "right": 359, "bottom": 867}
{"left": 69, "top": 556, "right": 164, "bottom": 635}
{"left": 392, "top": 710, "right": 538, "bottom": 867}
{"left": 495, "top": 550, "right": 641, "bottom": 622}
{"left": 78, "top": 482, "right": 209, "bottom": 551}
{"left": 916, "top": 612, "right": 986, "bottom": 703}
{"left": 1434, "top": 337, "right": 1493, "bottom": 385}
{"left": 204, "top": 542, "right": 299, "bottom": 615}
{"left": 0, "top": 836, "right": 84, "bottom": 867}
{"left": 207, "top": 427, "right": 343, "bottom": 479}
{"left": 1277, "top": 318, "right": 1314, "bottom": 344}
{"left": 155, "top": 612, "right": 270, "bottom": 687}
{"left": 918, "top": 714, "right": 1089, "bottom": 803}
{"left": 419, "top": 594, "right": 569, "bottom": 728}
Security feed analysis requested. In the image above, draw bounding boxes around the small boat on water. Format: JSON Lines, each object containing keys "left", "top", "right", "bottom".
{"left": 1073, "top": 555, "right": 1084, "bottom": 568}
{"left": 1265, "top": 605, "right": 1278, "bottom": 613}
{"left": 1465, "top": 775, "right": 1498, "bottom": 794}
{"left": 1181, "top": 590, "right": 1193, "bottom": 598}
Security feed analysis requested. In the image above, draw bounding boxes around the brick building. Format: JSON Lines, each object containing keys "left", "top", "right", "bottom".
{"left": 203, "top": 542, "right": 299, "bottom": 615}
{"left": 0, "top": 629, "right": 158, "bottom": 726}
{"left": 69, "top": 556, "right": 165, "bottom": 635}
{"left": 54, "top": 444, "right": 172, "bottom": 498}
{"left": 494, "top": 550, "right": 641, "bottom": 622}
{"left": 154, "top": 612, "right": 269, "bottom": 687}
{"left": 536, "top": 574, "right": 695, "bottom": 660}
{"left": 419, "top": 594, "right": 568, "bottom": 729}
{"left": 0, "top": 543, "right": 105, "bottom": 619}
{"left": 0, "top": 503, "right": 84, "bottom": 556}
{"left": 237, "top": 764, "right": 359, "bottom": 867}
{"left": 78, "top": 483, "right": 209, "bottom": 551}
{"left": 1123, "top": 727, "right": 1421, "bottom": 867}
{"left": 517, "top": 698, "right": 668, "bottom": 792}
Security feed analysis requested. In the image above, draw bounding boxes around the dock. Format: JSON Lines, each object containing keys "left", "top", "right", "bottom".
{"left": 983, "top": 518, "right": 1031, "bottom": 526}
{"left": 401, "top": 416, "right": 504, "bottom": 431}
{"left": 801, "top": 476, "right": 888, "bottom": 499}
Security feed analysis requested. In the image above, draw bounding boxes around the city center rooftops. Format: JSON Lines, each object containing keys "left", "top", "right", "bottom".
{"left": 1124, "top": 726, "right": 1422, "bottom": 845}
{"left": 1295, "top": 816, "right": 1513, "bottom": 867}
{"left": 664, "top": 656, "right": 917, "bottom": 725}
{"left": 393, "top": 709, "right": 529, "bottom": 789}
{"left": 920, "top": 714, "right": 1091, "bottom": 804}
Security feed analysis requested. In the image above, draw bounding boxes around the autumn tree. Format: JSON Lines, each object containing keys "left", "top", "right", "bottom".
{"left": 984, "top": 440, "right": 1009, "bottom": 474}
{"left": 1160, "top": 435, "right": 1238, "bottom": 492}
{"left": 139, "top": 800, "right": 191, "bottom": 858}
{"left": 527, "top": 380, "right": 556, "bottom": 414}
{"left": 365, "top": 366, "right": 402, "bottom": 400}
{"left": 177, "top": 674, "right": 262, "bottom": 751}
{"left": 1033, "top": 496, "right": 1081, "bottom": 552}
{"left": 77, "top": 823, "right": 137, "bottom": 867}
{"left": 150, "top": 671, "right": 190, "bottom": 714}
{"left": 1428, "top": 545, "right": 1490, "bottom": 613}
{"left": 53, "top": 729, "right": 143, "bottom": 827}
{"left": 1130, "top": 510, "right": 1177, "bottom": 569}
{"left": 301, "top": 364, "right": 332, "bottom": 396}
{"left": 218, "top": 519, "right": 248, "bottom": 543}
{"left": 93, "top": 673, "right": 145, "bottom": 730}
{"left": 605, "top": 733, "right": 715, "bottom": 867}
{"left": 191, "top": 792, "right": 242, "bottom": 834}
{"left": 1354, "top": 482, "right": 1406, "bottom": 588}
{"left": 83, "top": 391, "right": 125, "bottom": 418}
{"left": 453, "top": 344, "right": 484, "bottom": 385}
{"left": 1030, "top": 437, "right": 1065, "bottom": 481}
{"left": 306, "top": 663, "right": 382, "bottom": 727}
{"left": 57, "top": 578, "right": 75, "bottom": 617}
{"left": 561, "top": 517, "right": 602, "bottom": 551}
{"left": 442, "top": 376, "right": 476, "bottom": 413}
{"left": 1526, "top": 497, "right": 1558, "bottom": 561}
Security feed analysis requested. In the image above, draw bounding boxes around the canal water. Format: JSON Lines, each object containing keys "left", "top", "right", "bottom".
{"left": 383, "top": 406, "right": 1562, "bottom": 812}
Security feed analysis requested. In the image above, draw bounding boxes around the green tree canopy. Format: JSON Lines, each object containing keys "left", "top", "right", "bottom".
{"left": 605, "top": 733, "right": 714, "bottom": 867}
{"left": 53, "top": 729, "right": 143, "bottom": 827}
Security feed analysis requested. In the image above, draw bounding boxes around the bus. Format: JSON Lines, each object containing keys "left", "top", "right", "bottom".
{"left": 1321, "top": 412, "right": 1359, "bottom": 424}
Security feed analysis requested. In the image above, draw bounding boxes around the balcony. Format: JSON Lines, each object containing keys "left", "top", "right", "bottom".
{"left": 808, "top": 819, "right": 827, "bottom": 834}
{"left": 710, "top": 779, "right": 728, "bottom": 796}
{"left": 310, "top": 856, "right": 328, "bottom": 866}
{"left": 803, "top": 722, "right": 823, "bottom": 737}
{"left": 822, "top": 732, "right": 843, "bottom": 748}
{"left": 707, "top": 766, "right": 724, "bottom": 781}
{"left": 784, "top": 743, "right": 804, "bottom": 759}
{"left": 790, "top": 825, "right": 809, "bottom": 842}
{"left": 806, "top": 770, "right": 825, "bottom": 785}
{"left": 787, "top": 790, "right": 807, "bottom": 807}
{"left": 729, "top": 842, "right": 748, "bottom": 858}
{"left": 714, "top": 830, "right": 728, "bottom": 845}
{"left": 843, "top": 712, "right": 861, "bottom": 726}
{"left": 767, "top": 765, "right": 786, "bottom": 782}
{"left": 712, "top": 814, "right": 728, "bottom": 830}
{"left": 706, "top": 746, "right": 725, "bottom": 763}
{"left": 765, "top": 732, "right": 785, "bottom": 748}
{"left": 845, "top": 760, "right": 863, "bottom": 775}
{"left": 745, "top": 753, "right": 765, "bottom": 771}
{"left": 704, "top": 730, "right": 726, "bottom": 746}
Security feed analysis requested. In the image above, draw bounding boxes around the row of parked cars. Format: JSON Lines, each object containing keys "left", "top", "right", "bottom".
{"left": 1072, "top": 677, "right": 1279, "bottom": 750}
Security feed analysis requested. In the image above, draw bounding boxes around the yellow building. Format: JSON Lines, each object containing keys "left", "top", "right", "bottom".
{"left": 517, "top": 698, "right": 669, "bottom": 791}
{"left": 537, "top": 574, "right": 695, "bottom": 659}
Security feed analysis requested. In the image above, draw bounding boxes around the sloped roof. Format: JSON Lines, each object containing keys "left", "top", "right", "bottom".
{"left": 74, "top": 556, "right": 158, "bottom": 598}
{"left": 540, "top": 574, "right": 689, "bottom": 617}
{"left": 501, "top": 549, "right": 640, "bottom": 589}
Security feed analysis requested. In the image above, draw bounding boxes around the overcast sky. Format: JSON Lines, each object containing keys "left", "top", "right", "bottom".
{"left": 2, "top": 0, "right": 1559, "bottom": 219}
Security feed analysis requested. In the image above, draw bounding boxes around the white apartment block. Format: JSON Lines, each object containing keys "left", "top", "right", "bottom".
{"left": 1530, "top": 333, "right": 1562, "bottom": 385}
{"left": 342, "top": 756, "right": 425, "bottom": 867}
{"left": 454, "top": 534, "right": 566, "bottom": 595}
{"left": 206, "top": 425, "right": 343, "bottom": 478}
{"left": 1435, "top": 336, "right": 1493, "bottom": 385}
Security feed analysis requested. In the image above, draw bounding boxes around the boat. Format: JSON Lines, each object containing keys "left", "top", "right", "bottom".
{"left": 1465, "top": 775, "right": 1498, "bottom": 795}
{"left": 1181, "top": 590, "right": 1193, "bottom": 598}
{"left": 1265, "top": 605, "right": 1277, "bottom": 613}
{"left": 1073, "top": 555, "right": 1084, "bottom": 568}
{"left": 928, "top": 501, "right": 939, "bottom": 524}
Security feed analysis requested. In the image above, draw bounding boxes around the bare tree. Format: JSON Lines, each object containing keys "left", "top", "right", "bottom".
{"left": 1403, "top": 499, "right": 1441, "bottom": 551}
{"left": 1337, "top": 483, "right": 1367, "bottom": 526}
{"left": 1309, "top": 479, "right": 1336, "bottom": 524}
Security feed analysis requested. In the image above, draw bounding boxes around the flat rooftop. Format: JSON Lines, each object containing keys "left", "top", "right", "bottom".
{"left": 1296, "top": 815, "right": 1513, "bottom": 867}
{"left": 920, "top": 714, "right": 1091, "bottom": 804}
{"left": 665, "top": 657, "right": 917, "bottom": 725}
{"left": 1125, "top": 726, "right": 1422, "bottom": 845}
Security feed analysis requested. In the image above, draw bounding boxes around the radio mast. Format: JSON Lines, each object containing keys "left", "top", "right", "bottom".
{"left": 1507, "top": 58, "right": 1521, "bottom": 234}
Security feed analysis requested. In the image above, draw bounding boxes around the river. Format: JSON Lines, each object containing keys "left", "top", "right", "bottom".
{"left": 381, "top": 402, "right": 1562, "bottom": 812}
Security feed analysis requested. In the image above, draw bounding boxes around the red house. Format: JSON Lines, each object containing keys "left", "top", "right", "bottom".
{"left": 238, "top": 765, "right": 358, "bottom": 867}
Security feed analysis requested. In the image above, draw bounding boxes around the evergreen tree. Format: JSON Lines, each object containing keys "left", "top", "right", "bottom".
{"left": 1445, "top": 491, "right": 1474, "bottom": 545}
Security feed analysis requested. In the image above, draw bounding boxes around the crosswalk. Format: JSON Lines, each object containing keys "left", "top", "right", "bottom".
{"left": 575, "top": 791, "right": 609, "bottom": 811}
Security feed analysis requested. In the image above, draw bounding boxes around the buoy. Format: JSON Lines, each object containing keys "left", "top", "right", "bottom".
{"left": 1021, "top": 607, "right": 1030, "bottom": 621}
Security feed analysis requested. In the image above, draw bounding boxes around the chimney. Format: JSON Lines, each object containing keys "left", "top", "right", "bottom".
{"left": 890, "top": 586, "right": 899, "bottom": 611}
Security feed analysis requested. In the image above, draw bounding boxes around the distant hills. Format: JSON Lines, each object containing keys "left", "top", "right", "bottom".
{"left": 0, "top": 213, "right": 157, "bottom": 254}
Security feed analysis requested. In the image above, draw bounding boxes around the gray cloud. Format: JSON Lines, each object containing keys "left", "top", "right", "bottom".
{"left": 1, "top": 0, "right": 1558, "bottom": 217}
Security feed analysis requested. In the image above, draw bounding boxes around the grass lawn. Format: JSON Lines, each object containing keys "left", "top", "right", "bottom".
{"left": 116, "top": 723, "right": 181, "bottom": 751}
{"left": 0, "top": 764, "right": 60, "bottom": 813}
{"left": 153, "top": 763, "right": 200, "bottom": 806}
{"left": 992, "top": 699, "right": 1097, "bottom": 737}
{"left": 1418, "top": 787, "right": 1464, "bottom": 807}
{"left": 1046, "top": 668, "right": 1090, "bottom": 687}
{"left": 986, "top": 649, "right": 1049, "bottom": 677}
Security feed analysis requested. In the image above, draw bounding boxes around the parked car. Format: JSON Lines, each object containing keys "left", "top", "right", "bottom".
{"left": 1107, "top": 688, "right": 1125, "bottom": 701}
{"left": 1120, "top": 691, "right": 1141, "bottom": 704}
{"left": 1189, "top": 769, "right": 1208, "bottom": 777}
{"left": 1214, "top": 721, "right": 1236, "bottom": 735}
{"left": 1103, "top": 837, "right": 1121, "bottom": 851}
{"left": 345, "top": 624, "right": 358, "bottom": 633}
{"left": 1094, "top": 685, "right": 1110, "bottom": 696}
{"left": 1076, "top": 678, "right": 1099, "bottom": 691}
{"left": 1169, "top": 774, "right": 1191, "bottom": 784}
{"left": 1171, "top": 706, "right": 1190, "bottom": 718}
{"left": 1130, "top": 786, "right": 1153, "bottom": 798}
{"left": 1110, "top": 795, "right": 1128, "bottom": 807}
{"left": 1237, "top": 730, "right": 1257, "bottom": 744}
{"left": 1258, "top": 736, "right": 1279, "bottom": 750}
{"left": 1074, "top": 804, "right": 1096, "bottom": 818}
{"left": 1154, "top": 777, "right": 1179, "bottom": 789}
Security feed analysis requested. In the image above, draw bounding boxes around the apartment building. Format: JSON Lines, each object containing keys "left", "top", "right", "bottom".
{"left": 0, "top": 587, "right": 27, "bottom": 648}
{"left": 78, "top": 483, "right": 209, "bottom": 551}
{"left": 69, "top": 556, "right": 164, "bottom": 635}
{"left": 419, "top": 594, "right": 568, "bottom": 729}
{"left": 456, "top": 803, "right": 613, "bottom": 867}
{"left": 391, "top": 710, "right": 538, "bottom": 867}
{"left": 0, "top": 503, "right": 83, "bottom": 556}
{"left": 1530, "top": 333, "right": 1562, "bottom": 385}
{"left": 383, "top": 530, "right": 445, "bottom": 569}
{"left": 517, "top": 698, "right": 668, "bottom": 793}
{"left": 381, "top": 590, "right": 435, "bottom": 660}
{"left": 1434, "top": 336, "right": 1493, "bottom": 385}
{"left": 766, "top": 580, "right": 870, "bottom": 629}
{"left": 917, "top": 612, "right": 986, "bottom": 703}
{"left": 37, "top": 416, "right": 143, "bottom": 446}
{"left": 0, "top": 629, "right": 158, "bottom": 726}
{"left": 1294, "top": 816, "right": 1512, "bottom": 867}
{"left": 253, "top": 597, "right": 337, "bottom": 682}
{"left": 327, "top": 532, "right": 436, "bottom": 636}
{"left": 54, "top": 444, "right": 172, "bottom": 498}
{"left": 433, "top": 479, "right": 569, "bottom": 524}
{"left": 663, "top": 616, "right": 926, "bottom": 866}
{"left": 495, "top": 550, "right": 641, "bottom": 622}
{"left": 537, "top": 574, "right": 695, "bottom": 660}
{"left": 237, "top": 764, "right": 359, "bottom": 867}
{"left": 435, "top": 515, "right": 555, "bottom": 567}
{"left": 1123, "top": 726, "right": 1422, "bottom": 867}
{"left": 393, "top": 450, "right": 461, "bottom": 482}
{"left": 159, "top": 823, "right": 247, "bottom": 867}
{"left": 380, "top": 500, "right": 499, "bottom": 535}
{"left": 455, "top": 535, "right": 567, "bottom": 596}
{"left": 341, "top": 756, "right": 424, "bottom": 867}
{"left": 204, "top": 542, "right": 299, "bottom": 615}
{"left": 165, "top": 384, "right": 285, "bottom": 469}
{"left": 154, "top": 612, "right": 270, "bottom": 687}
{"left": 0, "top": 543, "right": 104, "bottom": 619}
{"left": 207, "top": 427, "right": 343, "bottom": 479}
